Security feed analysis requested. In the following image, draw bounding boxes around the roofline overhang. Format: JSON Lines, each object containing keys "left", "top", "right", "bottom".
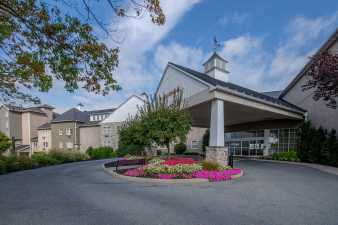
{"left": 212, "top": 85, "right": 305, "bottom": 119}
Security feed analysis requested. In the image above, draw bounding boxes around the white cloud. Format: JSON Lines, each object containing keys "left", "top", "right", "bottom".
{"left": 218, "top": 12, "right": 250, "bottom": 27}
{"left": 61, "top": 0, "right": 202, "bottom": 110}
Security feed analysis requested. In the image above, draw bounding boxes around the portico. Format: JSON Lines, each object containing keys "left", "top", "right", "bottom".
{"left": 156, "top": 52, "right": 305, "bottom": 165}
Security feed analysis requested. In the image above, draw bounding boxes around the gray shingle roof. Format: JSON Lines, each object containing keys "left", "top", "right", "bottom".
{"left": 169, "top": 62, "right": 306, "bottom": 112}
{"left": 52, "top": 108, "right": 89, "bottom": 123}
{"left": 261, "top": 91, "right": 282, "bottom": 99}
{"left": 38, "top": 122, "right": 51, "bottom": 130}
{"left": 79, "top": 121, "right": 100, "bottom": 128}
{"left": 22, "top": 107, "right": 47, "bottom": 115}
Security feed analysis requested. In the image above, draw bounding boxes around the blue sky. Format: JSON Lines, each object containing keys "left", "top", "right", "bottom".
{"left": 32, "top": 0, "right": 338, "bottom": 113}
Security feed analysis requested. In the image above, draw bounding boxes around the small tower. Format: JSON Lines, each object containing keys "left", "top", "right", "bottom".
{"left": 203, "top": 52, "right": 229, "bottom": 82}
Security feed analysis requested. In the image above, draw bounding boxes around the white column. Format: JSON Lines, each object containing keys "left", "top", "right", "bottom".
{"left": 263, "top": 129, "right": 270, "bottom": 156}
{"left": 209, "top": 99, "right": 224, "bottom": 147}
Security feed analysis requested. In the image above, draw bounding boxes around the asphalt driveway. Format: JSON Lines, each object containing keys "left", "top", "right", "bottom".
{"left": 0, "top": 159, "right": 337, "bottom": 225}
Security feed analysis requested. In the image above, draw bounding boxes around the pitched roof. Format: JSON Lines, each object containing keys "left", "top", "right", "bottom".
{"left": 87, "top": 108, "right": 115, "bottom": 115}
{"left": 261, "top": 91, "right": 282, "bottom": 99}
{"left": 22, "top": 107, "right": 47, "bottom": 115}
{"left": 169, "top": 62, "right": 306, "bottom": 112}
{"left": 52, "top": 108, "right": 89, "bottom": 123}
{"left": 39, "top": 104, "right": 54, "bottom": 109}
{"left": 280, "top": 28, "right": 338, "bottom": 98}
{"left": 38, "top": 122, "right": 51, "bottom": 130}
{"left": 203, "top": 52, "right": 228, "bottom": 65}
{"left": 79, "top": 121, "right": 100, "bottom": 128}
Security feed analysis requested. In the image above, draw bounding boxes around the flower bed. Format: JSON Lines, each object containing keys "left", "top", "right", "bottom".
{"left": 122, "top": 157, "right": 242, "bottom": 182}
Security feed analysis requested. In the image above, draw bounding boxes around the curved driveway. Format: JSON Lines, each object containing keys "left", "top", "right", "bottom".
{"left": 0, "top": 160, "right": 338, "bottom": 225}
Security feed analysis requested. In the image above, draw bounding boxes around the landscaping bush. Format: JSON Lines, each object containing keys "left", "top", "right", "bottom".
{"left": 0, "top": 159, "right": 6, "bottom": 174}
{"left": 116, "top": 144, "right": 144, "bottom": 157}
{"left": 49, "top": 150, "right": 89, "bottom": 163}
{"left": 298, "top": 121, "right": 338, "bottom": 167}
{"left": 272, "top": 151, "right": 300, "bottom": 162}
{"left": 3, "top": 156, "right": 35, "bottom": 172}
{"left": 31, "top": 153, "right": 61, "bottom": 166}
{"left": 174, "top": 143, "right": 187, "bottom": 155}
{"left": 86, "top": 146, "right": 116, "bottom": 159}
{"left": 201, "top": 160, "right": 231, "bottom": 171}
{"left": 201, "top": 160, "right": 221, "bottom": 171}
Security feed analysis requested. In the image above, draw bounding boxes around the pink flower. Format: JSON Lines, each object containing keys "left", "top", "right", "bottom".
{"left": 192, "top": 169, "right": 242, "bottom": 182}
{"left": 124, "top": 167, "right": 145, "bottom": 177}
{"left": 162, "top": 157, "right": 196, "bottom": 165}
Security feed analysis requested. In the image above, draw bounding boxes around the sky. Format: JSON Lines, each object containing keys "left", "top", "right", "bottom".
{"left": 31, "top": 0, "right": 338, "bottom": 113}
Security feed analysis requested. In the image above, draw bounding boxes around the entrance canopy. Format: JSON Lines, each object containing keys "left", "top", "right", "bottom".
{"left": 187, "top": 87, "right": 304, "bottom": 128}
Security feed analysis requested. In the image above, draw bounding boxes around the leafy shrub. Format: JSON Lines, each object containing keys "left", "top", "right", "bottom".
{"left": 86, "top": 146, "right": 116, "bottom": 159}
{"left": 144, "top": 163, "right": 202, "bottom": 175}
{"left": 3, "top": 156, "right": 35, "bottom": 172}
{"left": 201, "top": 160, "right": 221, "bottom": 171}
{"left": 0, "top": 159, "right": 6, "bottom": 174}
{"left": 49, "top": 150, "right": 89, "bottom": 163}
{"left": 32, "top": 153, "right": 61, "bottom": 166}
{"left": 116, "top": 144, "right": 144, "bottom": 157}
{"left": 148, "top": 158, "right": 164, "bottom": 165}
{"left": 174, "top": 143, "right": 187, "bottom": 155}
{"left": 272, "top": 151, "right": 299, "bottom": 162}
{"left": 298, "top": 121, "right": 338, "bottom": 167}
{"left": 183, "top": 152, "right": 200, "bottom": 156}
{"left": 0, "top": 131, "right": 11, "bottom": 153}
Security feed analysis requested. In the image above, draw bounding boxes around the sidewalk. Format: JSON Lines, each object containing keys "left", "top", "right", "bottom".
{"left": 246, "top": 159, "right": 338, "bottom": 177}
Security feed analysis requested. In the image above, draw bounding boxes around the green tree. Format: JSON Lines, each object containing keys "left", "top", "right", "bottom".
{"left": 139, "top": 88, "right": 192, "bottom": 156}
{"left": 0, "top": 0, "right": 165, "bottom": 103}
{"left": 119, "top": 115, "right": 150, "bottom": 155}
{"left": 0, "top": 131, "right": 11, "bottom": 153}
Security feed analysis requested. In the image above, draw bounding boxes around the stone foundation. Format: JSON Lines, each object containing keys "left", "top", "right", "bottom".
{"left": 206, "top": 146, "right": 229, "bottom": 165}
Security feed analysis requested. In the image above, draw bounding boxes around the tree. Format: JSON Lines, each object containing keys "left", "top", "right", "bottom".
{"left": 0, "top": 0, "right": 165, "bottom": 103}
{"left": 139, "top": 88, "right": 192, "bottom": 156}
{"left": 119, "top": 115, "right": 151, "bottom": 154}
{"left": 0, "top": 131, "right": 11, "bottom": 153}
{"left": 302, "top": 51, "right": 338, "bottom": 109}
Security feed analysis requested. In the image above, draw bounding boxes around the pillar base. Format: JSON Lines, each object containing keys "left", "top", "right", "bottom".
{"left": 206, "top": 146, "right": 229, "bottom": 165}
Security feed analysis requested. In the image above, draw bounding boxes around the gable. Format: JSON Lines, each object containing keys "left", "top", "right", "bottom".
{"left": 156, "top": 65, "right": 209, "bottom": 100}
{"left": 281, "top": 29, "right": 338, "bottom": 98}
{"left": 101, "top": 96, "right": 145, "bottom": 123}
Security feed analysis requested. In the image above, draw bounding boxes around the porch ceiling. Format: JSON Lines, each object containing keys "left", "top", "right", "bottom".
{"left": 188, "top": 100, "right": 303, "bottom": 128}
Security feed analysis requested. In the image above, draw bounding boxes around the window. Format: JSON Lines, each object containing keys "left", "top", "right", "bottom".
{"left": 191, "top": 140, "right": 201, "bottom": 149}
{"left": 58, "top": 129, "right": 63, "bottom": 136}
{"left": 66, "top": 128, "right": 72, "bottom": 136}
{"left": 59, "top": 142, "right": 64, "bottom": 149}
{"left": 66, "top": 142, "right": 73, "bottom": 149}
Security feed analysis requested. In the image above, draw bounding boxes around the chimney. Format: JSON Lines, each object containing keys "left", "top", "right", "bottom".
{"left": 203, "top": 52, "right": 229, "bottom": 82}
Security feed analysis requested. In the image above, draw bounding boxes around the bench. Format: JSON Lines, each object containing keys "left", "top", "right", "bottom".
{"left": 109, "top": 158, "right": 146, "bottom": 172}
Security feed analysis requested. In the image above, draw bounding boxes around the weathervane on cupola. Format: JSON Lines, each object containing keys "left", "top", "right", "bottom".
{"left": 213, "top": 36, "right": 222, "bottom": 52}
{"left": 202, "top": 37, "right": 230, "bottom": 82}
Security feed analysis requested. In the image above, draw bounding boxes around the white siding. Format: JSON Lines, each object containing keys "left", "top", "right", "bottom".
{"left": 101, "top": 96, "right": 145, "bottom": 123}
{"left": 156, "top": 65, "right": 209, "bottom": 99}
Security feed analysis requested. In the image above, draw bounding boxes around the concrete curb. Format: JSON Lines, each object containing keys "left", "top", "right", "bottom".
{"left": 103, "top": 165, "right": 244, "bottom": 184}
{"left": 244, "top": 159, "right": 338, "bottom": 177}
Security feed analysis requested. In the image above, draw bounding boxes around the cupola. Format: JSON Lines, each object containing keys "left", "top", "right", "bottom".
{"left": 203, "top": 52, "right": 229, "bottom": 82}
